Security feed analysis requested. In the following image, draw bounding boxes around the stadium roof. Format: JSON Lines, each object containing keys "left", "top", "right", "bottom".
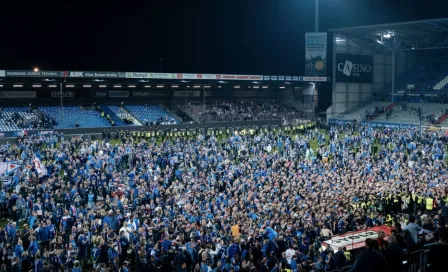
{"left": 329, "top": 18, "right": 448, "bottom": 51}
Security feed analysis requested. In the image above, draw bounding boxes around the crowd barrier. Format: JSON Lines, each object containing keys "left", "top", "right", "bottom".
{"left": 0, "top": 119, "right": 283, "bottom": 144}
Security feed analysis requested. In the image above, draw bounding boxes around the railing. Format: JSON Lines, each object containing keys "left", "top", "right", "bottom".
{"left": 328, "top": 101, "right": 373, "bottom": 120}
{"left": 406, "top": 241, "right": 440, "bottom": 272}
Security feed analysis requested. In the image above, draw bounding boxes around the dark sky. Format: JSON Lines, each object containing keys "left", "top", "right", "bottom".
{"left": 0, "top": 0, "right": 446, "bottom": 75}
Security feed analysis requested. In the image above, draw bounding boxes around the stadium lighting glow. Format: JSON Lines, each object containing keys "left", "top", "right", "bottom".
{"left": 33, "top": 67, "right": 39, "bottom": 72}
{"left": 382, "top": 31, "right": 395, "bottom": 39}
{"left": 262, "top": 86, "right": 268, "bottom": 89}
{"left": 66, "top": 85, "right": 75, "bottom": 88}
{"left": 0, "top": 85, "right": 3, "bottom": 87}
{"left": 114, "top": 85, "right": 122, "bottom": 88}
{"left": 218, "top": 86, "right": 222, "bottom": 88}
{"left": 32, "top": 84, "right": 42, "bottom": 88}
{"left": 234, "top": 86, "right": 240, "bottom": 89}
{"left": 99, "top": 85, "right": 106, "bottom": 88}
{"left": 94, "top": 79, "right": 104, "bottom": 82}
{"left": 83, "top": 85, "right": 92, "bottom": 88}
{"left": 279, "top": 86, "right": 286, "bottom": 89}
{"left": 13, "top": 84, "right": 23, "bottom": 88}
{"left": 218, "top": 81, "right": 227, "bottom": 84}
{"left": 412, "top": 47, "right": 415, "bottom": 50}
{"left": 128, "top": 85, "right": 136, "bottom": 88}
{"left": 204, "top": 86, "right": 211, "bottom": 88}
{"left": 252, "top": 81, "right": 259, "bottom": 84}
{"left": 172, "top": 85, "right": 179, "bottom": 88}
{"left": 193, "top": 85, "right": 201, "bottom": 88}
{"left": 49, "top": 85, "right": 57, "bottom": 88}
{"left": 253, "top": 86, "right": 260, "bottom": 89}
{"left": 144, "top": 85, "right": 151, "bottom": 88}
{"left": 156, "top": 85, "right": 164, "bottom": 88}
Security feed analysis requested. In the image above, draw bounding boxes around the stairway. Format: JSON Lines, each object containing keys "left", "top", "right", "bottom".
{"left": 99, "top": 105, "right": 126, "bottom": 126}
{"left": 433, "top": 75, "right": 448, "bottom": 90}
{"left": 437, "top": 113, "right": 448, "bottom": 124}
{"left": 385, "top": 103, "right": 397, "bottom": 111}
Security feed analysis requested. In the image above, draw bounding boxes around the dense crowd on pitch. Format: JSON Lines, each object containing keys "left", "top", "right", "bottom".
{"left": 0, "top": 123, "right": 448, "bottom": 272}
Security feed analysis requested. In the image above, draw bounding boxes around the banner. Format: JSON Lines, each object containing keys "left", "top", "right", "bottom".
{"left": 336, "top": 54, "right": 373, "bottom": 83}
{"left": 173, "top": 91, "right": 201, "bottom": 97}
{"left": 0, "top": 91, "right": 36, "bottom": 98}
{"left": 132, "top": 91, "right": 169, "bottom": 97}
{"left": 95, "top": 91, "right": 108, "bottom": 97}
{"left": 293, "top": 76, "right": 299, "bottom": 81}
{"left": 299, "top": 76, "right": 330, "bottom": 82}
{"left": 69, "top": 71, "right": 125, "bottom": 78}
{"left": 109, "top": 91, "right": 129, "bottom": 98}
{"left": 218, "top": 74, "right": 263, "bottom": 81}
{"left": 148, "top": 73, "right": 177, "bottom": 79}
{"left": 305, "top": 32, "right": 327, "bottom": 75}
{"left": 0, "top": 162, "right": 21, "bottom": 177}
{"left": 0, "top": 70, "right": 4, "bottom": 77}
{"left": 51, "top": 91, "right": 75, "bottom": 98}
{"left": 323, "top": 226, "right": 392, "bottom": 251}
{"left": 263, "top": 76, "right": 270, "bottom": 80}
{"left": 126, "top": 72, "right": 151, "bottom": 79}
{"left": 271, "top": 76, "right": 278, "bottom": 80}
{"left": 5, "top": 70, "right": 66, "bottom": 77}
{"left": 33, "top": 158, "right": 47, "bottom": 177}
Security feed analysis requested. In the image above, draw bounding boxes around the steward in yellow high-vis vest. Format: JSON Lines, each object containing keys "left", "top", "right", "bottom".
{"left": 426, "top": 197, "right": 434, "bottom": 211}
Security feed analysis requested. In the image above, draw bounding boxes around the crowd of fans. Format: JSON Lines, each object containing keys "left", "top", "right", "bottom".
{"left": 0, "top": 108, "right": 56, "bottom": 130}
{"left": 362, "top": 105, "right": 387, "bottom": 121}
{"left": 196, "top": 102, "right": 299, "bottom": 123}
{"left": 0, "top": 123, "right": 447, "bottom": 271}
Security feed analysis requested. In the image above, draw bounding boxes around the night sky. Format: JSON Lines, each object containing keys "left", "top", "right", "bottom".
{"left": 0, "top": 0, "right": 446, "bottom": 75}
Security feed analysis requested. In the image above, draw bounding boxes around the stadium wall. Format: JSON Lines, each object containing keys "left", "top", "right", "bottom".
{"left": 330, "top": 35, "right": 373, "bottom": 117}
{"left": 329, "top": 35, "right": 415, "bottom": 119}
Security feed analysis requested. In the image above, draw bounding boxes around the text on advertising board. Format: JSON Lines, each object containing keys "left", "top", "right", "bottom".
{"left": 51, "top": 91, "right": 75, "bottom": 98}
{"left": 219, "top": 74, "right": 263, "bottom": 80}
{"left": 335, "top": 54, "right": 373, "bottom": 83}
{"left": 5, "top": 70, "right": 63, "bottom": 77}
{"left": 69, "top": 71, "right": 125, "bottom": 78}
{"left": 109, "top": 91, "right": 129, "bottom": 98}
{"left": 0, "top": 91, "right": 37, "bottom": 98}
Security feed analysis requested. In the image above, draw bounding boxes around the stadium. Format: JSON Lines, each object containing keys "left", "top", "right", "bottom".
{"left": 1, "top": 6, "right": 448, "bottom": 272}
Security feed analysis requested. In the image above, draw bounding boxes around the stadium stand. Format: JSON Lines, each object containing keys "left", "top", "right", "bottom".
{"left": 39, "top": 106, "right": 111, "bottom": 128}
{"left": 99, "top": 105, "right": 127, "bottom": 126}
{"left": 190, "top": 101, "right": 298, "bottom": 123}
{"left": 0, "top": 106, "right": 56, "bottom": 131}
{"left": 0, "top": 107, "right": 36, "bottom": 131}
{"left": 395, "top": 63, "right": 448, "bottom": 93}
{"left": 124, "top": 104, "right": 177, "bottom": 125}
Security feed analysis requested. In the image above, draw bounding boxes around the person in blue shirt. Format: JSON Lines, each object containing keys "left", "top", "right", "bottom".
{"left": 38, "top": 222, "right": 50, "bottom": 252}
{"left": 161, "top": 236, "right": 172, "bottom": 253}
{"left": 14, "top": 240, "right": 24, "bottom": 259}
{"left": 227, "top": 239, "right": 240, "bottom": 259}
{"left": 28, "top": 236, "right": 39, "bottom": 257}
